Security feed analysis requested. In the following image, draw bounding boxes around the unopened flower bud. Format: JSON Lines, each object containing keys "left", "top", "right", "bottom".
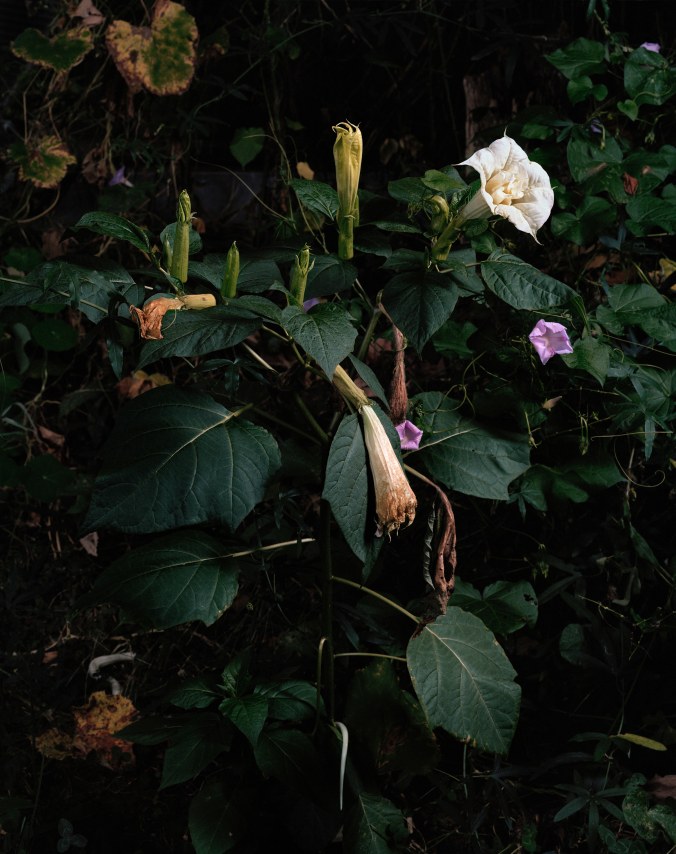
{"left": 170, "top": 189, "right": 193, "bottom": 285}
{"left": 289, "top": 245, "right": 314, "bottom": 306}
{"left": 221, "top": 241, "right": 240, "bottom": 300}
{"left": 333, "top": 121, "right": 362, "bottom": 259}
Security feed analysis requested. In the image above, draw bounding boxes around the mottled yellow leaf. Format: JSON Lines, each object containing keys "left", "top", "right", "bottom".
{"left": 616, "top": 732, "right": 667, "bottom": 751}
{"left": 10, "top": 136, "right": 76, "bottom": 189}
{"left": 11, "top": 26, "right": 93, "bottom": 72}
{"left": 105, "top": 0, "right": 198, "bottom": 96}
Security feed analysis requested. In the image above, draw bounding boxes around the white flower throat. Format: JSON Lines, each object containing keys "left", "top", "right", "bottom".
{"left": 485, "top": 168, "right": 527, "bottom": 206}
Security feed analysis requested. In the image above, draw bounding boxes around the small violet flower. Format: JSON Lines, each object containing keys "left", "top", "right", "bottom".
{"left": 108, "top": 166, "right": 133, "bottom": 188}
{"left": 528, "top": 320, "right": 574, "bottom": 365}
{"left": 395, "top": 420, "right": 423, "bottom": 451}
{"left": 640, "top": 42, "right": 660, "bottom": 53}
{"left": 303, "top": 297, "right": 321, "bottom": 311}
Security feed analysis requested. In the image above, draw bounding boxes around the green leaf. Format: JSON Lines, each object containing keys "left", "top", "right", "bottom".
{"left": 451, "top": 579, "right": 538, "bottom": 634}
{"left": 551, "top": 196, "right": 616, "bottom": 245}
{"left": 11, "top": 26, "right": 93, "bottom": 71}
{"left": 85, "top": 531, "right": 239, "bottom": 629}
{"left": 136, "top": 306, "right": 260, "bottom": 369}
{"left": 254, "top": 680, "right": 317, "bottom": 722}
{"left": 254, "top": 729, "right": 323, "bottom": 796}
{"left": 322, "top": 413, "right": 371, "bottom": 562}
{"left": 230, "top": 127, "right": 265, "bottom": 168}
{"left": 626, "top": 196, "right": 676, "bottom": 235}
{"left": 625, "top": 47, "right": 676, "bottom": 107}
{"left": 74, "top": 212, "right": 152, "bottom": 255}
{"left": 160, "top": 715, "right": 233, "bottom": 788}
{"left": 441, "top": 248, "right": 483, "bottom": 295}
{"left": 481, "top": 251, "right": 574, "bottom": 309}
{"left": 343, "top": 793, "right": 409, "bottom": 854}
{"left": 348, "top": 355, "right": 389, "bottom": 409}
{"left": 305, "top": 255, "right": 357, "bottom": 298}
{"left": 168, "top": 678, "right": 220, "bottom": 710}
{"left": 344, "top": 661, "right": 439, "bottom": 777}
{"left": 289, "top": 179, "right": 339, "bottom": 219}
{"left": 382, "top": 272, "right": 458, "bottom": 352}
{"left": 546, "top": 38, "right": 606, "bottom": 80}
{"left": 83, "top": 386, "right": 280, "bottom": 533}
{"left": 421, "top": 167, "right": 466, "bottom": 194}
{"left": 189, "top": 255, "right": 283, "bottom": 294}
{"left": 407, "top": 609, "right": 521, "bottom": 754}
{"left": 189, "top": 780, "right": 249, "bottom": 854}
{"left": 282, "top": 303, "right": 357, "bottom": 377}
{"left": 218, "top": 695, "right": 269, "bottom": 746}
{"left": 566, "top": 136, "right": 623, "bottom": 183}
{"left": 431, "top": 320, "right": 478, "bottom": 359}
{"left": 31, "top": 318, "right": 78, "bottom": 352}
{"left": 387, "top": 177, "right": 432, "bottom": 204}
{"left": 118, "top": 714, "right": 204, "bottom": 745}
{"left": 20, "top": 455, "right": 79, "bottom": 502}
{"left": 160, "top": 221, "right": 202, "bottom": 257}
{"left": 562, "top": 336, "right": 611, "bottom": 385}
{"left": 618, "top": 99, "right": 639, "bottom": 121}
{"left": 413, "top": 391, "right": 530, "bottom": 500}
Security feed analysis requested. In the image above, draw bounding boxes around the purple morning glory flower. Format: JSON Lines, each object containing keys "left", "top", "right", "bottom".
{"left": 528, "top": 320, "right": 574, "bottom": 365}
{"left": 395, "top": 420, "right": 423, "bottom": 451}
{"left": 303, "top": 297, "right": 320, "bottom": 311}
{"left": 108, "top": 166, "right": 133, "bottom": 188}
{"left": 640, "top": 42, "right": 660, "bottom": 53}
{"left": 589, "top": 120, "right": 603, "bottom": 135}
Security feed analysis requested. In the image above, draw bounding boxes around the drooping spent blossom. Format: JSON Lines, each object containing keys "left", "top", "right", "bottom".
{"left": 528, "top": 319, "right": 574, "bottom": 365}
{"left": 455, "top": 135, "right": 554, "bottom": 242}
{"left": 396, "top": 420, "right": 423, "bottom": 451}
{"left": 640, "top": 42, "right": 660, "bottom": 53}
{"left": 130, "top": 293, "right": 216, "bottom": 340}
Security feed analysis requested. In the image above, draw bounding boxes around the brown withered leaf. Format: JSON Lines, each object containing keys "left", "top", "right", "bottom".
{"left": 72, "top": 0, "right": 105, "bottom": 27}
{"left": 36, "top": 691, "right": 137, "bottom": 769}
{"left": 130, "top": 297, "right": 183, "bottom": 339}
{"left": 117, "top": 369, "right": 172, "bottom": 399}
{"left": 81, "top": 145, "right": 108, "bottom": 185}
{"left": 106, "top": 0, "right": 198, "bottom": 96}
{"left": 648, "top": 775, "right": 676, "bottom": 800}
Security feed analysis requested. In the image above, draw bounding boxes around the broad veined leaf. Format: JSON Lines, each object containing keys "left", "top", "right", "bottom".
{"left": 282, "top": 303, "right": 357, "bottom": 377}
{"left": 566, "top": 135, "right": 623, "bottom": 184}
{"left": 159, "top": 715, "right": 233, "bottom": 789}
{"left": 481, "top": 251, "right": 574, "bottom": 310}
{"left": 546, "top": 37, "right": 606, "bottom": 80}
{"left": 85, "top": 530, "right": 240, "bottom": 629}
{"left": 11, "top": 26, "right": 93, "bottom": 71}
{"left": 413, "top": 391, "right": 530, "bottom": 500}
{"left": 9, "top": 136, "right": 76, "bottom": 189}
{"left": 407, "top": 609, "right": 521, "bottom": 754}
{"left": 230, "top": 127, "right": 265, "bottom": 169}
{"left": 189, "top": 780, "right": 249, "bottom": 854}
{"left": 305, "top": 255, "right": 357, "bottom": 298}
{"left": 451, "top": 578, "right": 538, "bottom": 635}
{"left": 218, "top": 695, "right": 269, "bottom": 746}
{"left": 188, "top": 255, "right": 283, "bottom": 294}
{"left": 136, "top": 306, "right": 260, "bottom": 369}
{"left": 83, "top": 386, "right": 281, "bottom": 533}
{"left": 168, "top": 678, "right": 220, "bottom": 710}
{"left": 253, "top": 680, "right": 317, "bottom": 722}
{"left": 624, "top": 46, "right": 676, "bottom": 107}
{"left": 254, "top": 729, "right": 323, "bottom": 796}
{"left": 289, "top": 179, "right": 339, "bottom": 219}
{"left": 562, "top": 336, "right": 612, "bottom": 386}
{"left": 74, "top": 211, "right": 152, "bottom": 255}
{"left": 382, "top": 271, "right": 459, "bottom": 352}
{"left": 106, "top": 0, "right": 198, "bottom": 96}
{"left": 343, "top": 792, "right": 410, "bottom": 854}
{"left": 0, "top": 260, "right": 142, "bottom": 322}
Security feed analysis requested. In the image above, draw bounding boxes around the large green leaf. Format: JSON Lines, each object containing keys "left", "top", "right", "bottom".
{"left": 136, "top": 306, "right": 260, "bottom": 369}
{"left": 218, "top": 695, "right": 269, "bottom": 746}
{"left": 566, "top": 136, "right": 623, "bottom": 184}
{"left": 343, "top": 793, "right": 409, "bottom": 854}
{"left": 189, "top": 780, "right": 249, "bottom": 854}
{"left": 188, "top": 255, "right": 283, "bottom": 294}
{"left": 451, "top": 579, "right": 538, "bottom": 635}
{"left": 74, "top": 212, "right": 152, "bottom": 255}
{"left": 254, "top": 729, "right": 323, "bottom": 796}
{"left": 160, "top": 715, "right": 233, "bottom": 789}
{"left": 289, "top": 179, "right": 339, "bottom": 219}
{"left": 481, "top": 251, "right": 574, "bottom": 309}
{"left": 550, "top": 196, "right": 616, "bottom": 245}
{"left": 546, "top": 38, "right": 606, "bottom": 80}
{"left": 0, "top": 260, "right": 142, "bottom": 322}
{"left": 382, "top": 272, "right": 458, "bottom": 352}
{"left": 624, "top": 47, "right": 676, "bottom": 107}
{"left": 562, "top": 336, "right": 611, "bottom": 386}
{"left": 305, "top": 255, "right": 357, "bottom": 298}
{"left": 407, "top": 609, "right": 521, "bottom": 754}
{"left": 254, "top": 680, "right": 318, "bottom": 722}
{"left": 322, "top": 413, "right": 370, "bottom": 561}
{"left": 83, "top": 386, "right": 281, "bottom": 533}
{"left": 282, "top": 303, "right": 357, "bottom": 377}
{"left": 85, "top": 531, "right": 239, "bottom": 629}
{"left": 626, "top": 196, "right": 676, "bottom": 235}
{"left": 413, "top": 391, "right": 530, "bottom": 500}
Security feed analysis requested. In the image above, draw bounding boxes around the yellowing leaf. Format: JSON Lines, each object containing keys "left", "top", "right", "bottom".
{"left": 615, "top": 732, "right": 667, "bottom": 751}
{"left": 11, "top": 26, "right": 93, "bottom": 72}
{"left": 10, "top": 136, "right": 76, "bottom": 189}
{"left": 105, "top": 0, "right": 198, "bottom": 96}
{"left": 35, "top": 691, "right": 137, "bottom": 768}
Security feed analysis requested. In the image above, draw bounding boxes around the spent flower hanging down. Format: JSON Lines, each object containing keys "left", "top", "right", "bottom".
{"left": 332, "top": 366, "right": 416, "bottom": 536}
{"left": 528, "top": 320, "right": 573, "bottom": 365}
{"left": 332, "top": 121, "right": 362, "bottom": 260}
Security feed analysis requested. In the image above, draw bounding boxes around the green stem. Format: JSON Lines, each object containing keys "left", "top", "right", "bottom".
{"left": 356, "top": 300, "right": 383, "bottom": 363}
{"left": 321, "top": 501, "right": 335, "bottom": 722}
{"left": 337, "top": 216, "right": 354, "bottom": 261}
{"left": 332, "top": 576, "right": 419, "bottom": 624}
{"left": 294, "top": 393, "right": 329, "bottom": 445}
{"left": 334, "top": 652, "right": 407, "bottom": 663}
{"left": 431, "top": 219, "right": 460, "bottom": 262}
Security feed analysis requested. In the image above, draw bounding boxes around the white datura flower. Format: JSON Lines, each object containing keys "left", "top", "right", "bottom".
{"left": 456, "top": 135, "right": 554, "bottom": 241}
{"left": 360, "top": 405, "right": 417, "bottom": 537}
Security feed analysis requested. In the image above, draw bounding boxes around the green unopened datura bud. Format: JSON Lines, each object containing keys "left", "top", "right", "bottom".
{"left": 427, "top": 194, "right": 450, "bottom": 234}
{"left": 332, "top": 121, "right": 362, "bottom": 260}
{"left": 221, "top": 241, "right": 240, "bottom": 300}
{"left": 170, "top": 189, "right": 192, "bottom": 285}
{"left": 289, "top": 244, "right": 314, "bottom": 306}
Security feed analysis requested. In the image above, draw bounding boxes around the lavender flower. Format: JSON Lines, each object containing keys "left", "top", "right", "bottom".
{"left": 395, "top": 420, "right": 423, "bottom": 451}
{"left": 528, "top": 320, "right": 573, "bottom": 365}
{"left": 640, "top": 42, "right": 660, "bottom": 53}
{"left": 108, "top": 166, "right": 133, "bottom": 188}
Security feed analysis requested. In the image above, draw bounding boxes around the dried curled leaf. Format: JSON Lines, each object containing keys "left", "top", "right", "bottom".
{"left": 105, "top": 0, "right": 198, "bottom": 96}
{"left": 11, "top": 26, "right": 93, "bottom": 71}
{"left": 35, "top": 691, "right": 137, "bottom": 769}
{"left": 10, "top": 136, "right": 76, "bottom": 189}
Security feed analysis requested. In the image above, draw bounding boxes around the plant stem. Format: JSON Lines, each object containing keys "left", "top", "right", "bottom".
{"left": 294, "top": 393, "right": 329, "bottom": 444}
{"left": 356, "top": 300, "right": 382, "bottom": 362}
{"left": 332, "top": 576, "right": 419, "bottom": 623}
{"left": 320, "top": 500, "right": 335, "bottom": 721}
{"left": 334, "top": 652, "right": 407, "bottom": 663}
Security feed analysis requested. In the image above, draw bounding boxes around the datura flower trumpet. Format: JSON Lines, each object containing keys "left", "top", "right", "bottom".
{"left": 130, "top": 293, "right": 216, "bottom": 340}
{"left": 332, "top": 366, "right": 416, "bottom": 536}
{"left": 332, "top": 121, "right": 362, "bottom": 260}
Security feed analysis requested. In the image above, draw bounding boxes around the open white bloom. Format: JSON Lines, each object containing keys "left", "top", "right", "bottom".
{"left": 457, "top": 135, "right": 554, "bottom": 241}
{"left": 361, "top": 405, "right": 417, "bottom": 537}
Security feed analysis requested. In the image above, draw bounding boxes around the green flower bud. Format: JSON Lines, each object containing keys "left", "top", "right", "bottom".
{"left": 332, "top": 121, "right": 362, "bottom": 260}
{"left": 170, "top": 189, "right": 192, "bottom": 285}
{"left": 221, "top": 241, "right": 240, "bottom": 300}
{"left": 289, "top": 244, "right": 314, "bottom": 306}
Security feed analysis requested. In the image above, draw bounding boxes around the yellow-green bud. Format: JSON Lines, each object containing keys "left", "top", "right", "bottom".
{"left": 170, "top": 189, "right": 192, "bottom": 285}
{"left": 289, "top": 244, "right": 314, "bottom": 306}
{"left": 332, "top": 121, "right": 362, "bottom": 260}
{"left": 222, "top": 241, "right": 240, "bottom": 300}
{"left": 427, "top": 194, "right": 450, "bottom": 234}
